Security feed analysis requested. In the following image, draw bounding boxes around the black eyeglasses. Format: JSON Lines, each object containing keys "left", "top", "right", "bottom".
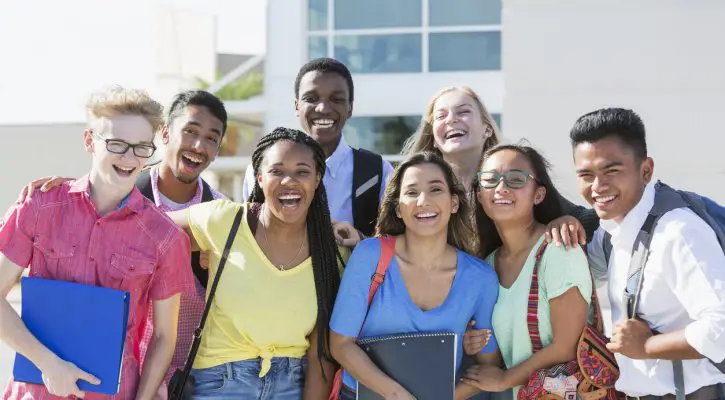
{"left": 478, "top": 169, "right": 539, "bottom": 189}
{"left": 91, "top": 131, "right": 156, "bottom": 158}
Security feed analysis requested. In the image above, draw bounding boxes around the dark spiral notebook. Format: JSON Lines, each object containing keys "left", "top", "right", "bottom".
{"left": 356, "top": 332, "right": 457, "bottom": 400}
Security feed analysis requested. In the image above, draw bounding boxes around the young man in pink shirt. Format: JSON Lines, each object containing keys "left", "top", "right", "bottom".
{"left": 0, "top": 86, "right": 195, "bottom": 400}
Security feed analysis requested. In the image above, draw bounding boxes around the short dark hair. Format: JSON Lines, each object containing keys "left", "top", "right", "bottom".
{"left": 167, "top": 90, "right": 228, "bottom": 136}
{"left": 376, "top": 151, "right": 475, "bottom": 253}
{"left": 474, "top": 143, "right": 564, "bottom": 258}
{"left": 294, "top": 57, "right": 355, "bottom": 103}
{"left": 569, "top": 108, "right": 647, "bottom": 161}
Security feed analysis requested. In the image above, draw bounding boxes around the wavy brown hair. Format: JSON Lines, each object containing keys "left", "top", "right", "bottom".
{"left": 401, "top": 86, "right": 502, "bottom": 161}
{"left": 375, "top": 151, "right": 475, "bottom": 252}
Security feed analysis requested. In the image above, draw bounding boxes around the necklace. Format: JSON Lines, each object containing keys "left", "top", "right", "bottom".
{"left": 259, "top": 207, "right": 306, "bottom": 271}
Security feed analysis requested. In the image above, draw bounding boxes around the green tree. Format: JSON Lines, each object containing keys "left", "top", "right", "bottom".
{"left": 196, "top": 70, "right": 263, "bottom": 101}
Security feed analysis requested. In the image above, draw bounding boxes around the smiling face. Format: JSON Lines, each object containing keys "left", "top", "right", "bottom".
{"left": 85, "top": 114, "right": 155, "bottom": 191}
{"left": 431, "top": 89, "right": 491, "bottom": 156}
{"left": 573, "top": 136, "right": 653, "bottom": 222}
{"left": 477, "top": 149, "right": 546, "bottom": 225}
{"left": 396, "top": 162, "right": 459, "bottom": 238}
{"left": 294, "top": 70, "right": 352, "bottom": 150}
{"left": 163, "top": 105, "right": 224, "bottom": 184}
{"left": 256, "top": 140, "right": 321, "bottom": 224}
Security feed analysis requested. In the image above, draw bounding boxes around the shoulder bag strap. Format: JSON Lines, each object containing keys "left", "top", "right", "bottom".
{"left": 177, "top": 207, "right": 244, "bottom": 390}
{"left": 526, "top": 241, "right": 549, "bottom": 353}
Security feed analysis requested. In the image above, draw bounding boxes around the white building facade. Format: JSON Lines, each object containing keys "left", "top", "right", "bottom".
{"left": 220, "top": 0, "right": 725, "bottom": 203}
{"left": 263, "top": 0, "right": 503, "bottom": 154}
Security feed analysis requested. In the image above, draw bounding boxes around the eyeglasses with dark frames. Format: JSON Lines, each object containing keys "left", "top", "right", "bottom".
{"left": 478, "top": 169, "right": 540, "bottom": 189}
{"left": 91, "top": 131, "right": 156, "bottom": 158}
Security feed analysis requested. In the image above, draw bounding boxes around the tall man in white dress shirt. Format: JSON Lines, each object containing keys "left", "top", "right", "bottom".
{"left": 572, "top": 108, "right": 725, "bottom": 400}
{"left": 242, "top": 58, "right": 393, "bottom": 237}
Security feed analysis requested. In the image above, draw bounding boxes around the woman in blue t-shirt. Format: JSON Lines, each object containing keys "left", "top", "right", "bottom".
{"left": 329, "top": 151, "right": 501, "bottom": 400}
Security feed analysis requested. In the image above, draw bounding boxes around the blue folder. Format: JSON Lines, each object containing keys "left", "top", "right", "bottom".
{"left": 13, "top": 277, "right": 130, "bottom": 395}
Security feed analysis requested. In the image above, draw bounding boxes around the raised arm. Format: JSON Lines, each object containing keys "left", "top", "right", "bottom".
{"left": 166, "top": 208, "right": 199, "bottom": 251}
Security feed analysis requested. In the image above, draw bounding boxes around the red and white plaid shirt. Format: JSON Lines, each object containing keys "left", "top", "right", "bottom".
{"left": 137, "top": 168, "right": 226, "bottom": 399}
{"left": 0, "top": 175, "right": 195, "bottom": 400}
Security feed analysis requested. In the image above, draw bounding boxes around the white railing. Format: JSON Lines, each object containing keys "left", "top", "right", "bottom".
{"left": 205, "top": 154, "right": 406, "bottom": 201}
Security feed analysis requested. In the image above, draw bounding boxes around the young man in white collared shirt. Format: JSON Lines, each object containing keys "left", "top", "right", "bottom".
{"left": 572, "top": 108, "right": 725, "bottom": 399}
{"left": 242, "top": 58, "right": 393, "bottom": 237}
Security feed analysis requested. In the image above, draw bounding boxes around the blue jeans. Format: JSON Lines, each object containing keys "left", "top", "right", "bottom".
{"left": 190, "top": 357, "right": 306, "bottom": 400}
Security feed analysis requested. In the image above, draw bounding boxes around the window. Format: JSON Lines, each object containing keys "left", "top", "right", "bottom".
{"left": 429, "top": 0, "right": 501, "bottom": 26}
{"left": 308, "top": 36, "right": 328, "bottom": 61}
{"left": 343, "top": 115, "right": 421, "bottom": 154}
{"left": 307, "top": 0, "right": 501, "bottom": 73}
{"left": 334, "top": 34, "right": 421, "bottom": 73}
{"left": 344, "top": 113, "right": 502, "bottom": 155}
{"left": 335, "top": 0, "right": 420, "bottom": 29}
{"left": 429, "top": 32, "right": 501, "bottom": 72}
{"left": 308, "top": 0, "right": 328, "bottom": 30}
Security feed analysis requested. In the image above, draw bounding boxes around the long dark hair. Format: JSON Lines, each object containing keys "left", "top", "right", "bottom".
{"left": 375, "top": 151, "right": 474, "bottom": 252}
{"left": 249, "top": 127, "right": 342, "bottom": 376}
{"left": 474, "top": 144, "right": 564, "bottom": 258}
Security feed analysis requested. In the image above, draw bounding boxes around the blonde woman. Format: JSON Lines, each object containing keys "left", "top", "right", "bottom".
{"left": 403, "top": 86, "right": 599, "bottom": 248}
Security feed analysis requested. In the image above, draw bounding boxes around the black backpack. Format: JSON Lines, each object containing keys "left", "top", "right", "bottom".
{"left": 136, "top": 169, "right": 214, "bottom": 288}
{"left": 351, "top": 148, "right": 384, "bottom": 237}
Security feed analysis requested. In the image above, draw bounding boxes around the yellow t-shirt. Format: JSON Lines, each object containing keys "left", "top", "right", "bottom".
{"left": 188, "top": 200, "right": 348, "bottom": 376}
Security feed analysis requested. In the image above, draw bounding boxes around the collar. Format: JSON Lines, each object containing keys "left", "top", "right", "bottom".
{"left": 68, "top": 174, "right": 145, "bottom": 214}
{"left": 325, "top": 136, "right": 352, "bottom": 179}
{"left": 150, "top": 165, "right": 203, "bottom": 207}
{"left": 600, "top": 183, "right": 655, "bottom": 244}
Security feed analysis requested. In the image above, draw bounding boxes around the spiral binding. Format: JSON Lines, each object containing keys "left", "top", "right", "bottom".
{"left": 358, "top": 331, "right": 456, "bottom": 345}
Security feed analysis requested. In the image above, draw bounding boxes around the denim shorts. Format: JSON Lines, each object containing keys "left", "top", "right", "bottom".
{"left": 190, "top": 357, "right": 306, "bottom": 400}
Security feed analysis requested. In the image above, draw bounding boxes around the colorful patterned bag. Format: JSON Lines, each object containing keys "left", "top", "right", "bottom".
{"left": 517, "top": 241, "right": 620, "bottom": 400}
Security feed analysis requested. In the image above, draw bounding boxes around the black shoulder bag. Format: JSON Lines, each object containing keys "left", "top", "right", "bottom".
{"left": 168, "top": 207, "right": 244, "bottom": 400}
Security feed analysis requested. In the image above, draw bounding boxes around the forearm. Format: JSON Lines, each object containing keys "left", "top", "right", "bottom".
{"left": 135, "top": 333, "right": 176, "bottom": 400}
{"left": 645, "top": 329, "right": 703, "bottom": 360}
{"left": 303, "top": 354, "right": 336, "bottom": 400}
{"left": 0, "top": 298, "right": 60, "bottom": 373}
{"left": 558, "top": 194, "right": 599, "bottom": 241}
{"left": 505, "top": 343, "right": 577, "bottom": 389}
{"left": 332, "top": 340, "right": 404, "bottom": 397}
{"left": 455, "top": 381, "right": 481, "bottom": 399}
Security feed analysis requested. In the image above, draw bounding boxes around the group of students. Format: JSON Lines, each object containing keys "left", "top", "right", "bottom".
{"left": 0, "top": 56, "right": 723, "bottom": 400}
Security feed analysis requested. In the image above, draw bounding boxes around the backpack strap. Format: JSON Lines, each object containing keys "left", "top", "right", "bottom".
{"left": 620, "top": 182, "right": 708, "bottom": 400}
{"left": 191, "top": 179, "right": 215, "bottom": 288}
{"left": 200, "top": 179, "right": 214, "bottom": 203}
{"left": 328, "top": 235, "right": 396, "bottom": 400}
{"left": 352, "top": 148, "right": 383, "bottom": 237}
{"left": 136, "top": 169, "right": 155, "bottom": 201}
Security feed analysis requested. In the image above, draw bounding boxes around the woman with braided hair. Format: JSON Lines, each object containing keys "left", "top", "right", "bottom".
{"left": 166, "top": 126, "right": 346, "bottom": 399}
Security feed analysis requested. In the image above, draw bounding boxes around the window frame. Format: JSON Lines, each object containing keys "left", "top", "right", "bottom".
{"left": 306, "top": 0, "right": 502, "bottom": 73}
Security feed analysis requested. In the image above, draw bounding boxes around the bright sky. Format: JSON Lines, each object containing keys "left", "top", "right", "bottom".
{"left": 0, "top": 0, "right": 266, "bottom": 124}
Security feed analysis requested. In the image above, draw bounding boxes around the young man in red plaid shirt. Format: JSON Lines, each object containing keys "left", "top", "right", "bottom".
{"left": 0, "top": 86, "right": 196, "bottom": 400}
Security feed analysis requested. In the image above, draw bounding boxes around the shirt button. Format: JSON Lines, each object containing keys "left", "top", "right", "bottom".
{"left": 90, "top": 256, "right": 94, "bottom": 261}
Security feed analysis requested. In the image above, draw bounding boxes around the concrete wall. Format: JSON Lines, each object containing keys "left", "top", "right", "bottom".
{"left": 502, "top": 0, "right": 725, "bottom": 203}
{"left": 0, "top": 124, "right": 89, "bottom": 210}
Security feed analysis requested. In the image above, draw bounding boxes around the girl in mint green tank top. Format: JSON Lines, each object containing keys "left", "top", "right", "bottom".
{"left": 459, "top": 144, "right": 592, "bottom": 399}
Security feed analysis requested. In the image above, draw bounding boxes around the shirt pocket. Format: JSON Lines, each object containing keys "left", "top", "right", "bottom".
{"left": 108, "top": 253, "right": 156, "bottom": 294}
{"left": 32, "top": 237, "right": 76, "bottom": 280}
